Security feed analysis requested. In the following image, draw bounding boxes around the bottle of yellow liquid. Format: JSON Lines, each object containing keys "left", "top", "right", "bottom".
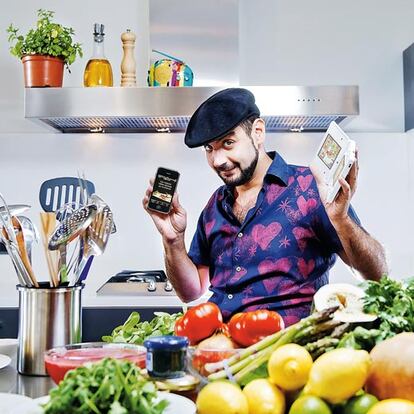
{"left": 84, "top": 23, "right": 113, "bottom": 87}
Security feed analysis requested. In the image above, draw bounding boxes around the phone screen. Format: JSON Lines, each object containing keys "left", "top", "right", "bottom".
{"left": 147, "top": 167, "right": 180, "bottom": 214}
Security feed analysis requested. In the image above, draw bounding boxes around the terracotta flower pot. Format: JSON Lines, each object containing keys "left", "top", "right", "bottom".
{"left": 21, "top": 55, "right": 64, "bottom": 87}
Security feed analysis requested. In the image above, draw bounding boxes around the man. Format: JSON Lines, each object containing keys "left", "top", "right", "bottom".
{"left": 143, "top": 88, "right": 387, "bottom": 325}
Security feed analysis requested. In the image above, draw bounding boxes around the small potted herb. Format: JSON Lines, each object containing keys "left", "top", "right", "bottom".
{"left": 7, "top": 9, "right": 83, "bottom": 87}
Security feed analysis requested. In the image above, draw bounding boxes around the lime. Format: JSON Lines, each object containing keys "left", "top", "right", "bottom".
{"left": 243, "top": 378, "right": 285, "bottom": 414}
{"left": 344, "top": 394, "right": 379, "bottom": 414}
{"left": 289, "top": 395, "right": 332, "bottom": 414}
{"left": 196, "top": 380, "right": 249, "bottom": 414}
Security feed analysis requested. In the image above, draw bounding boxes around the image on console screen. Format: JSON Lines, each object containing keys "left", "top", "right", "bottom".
{"left": 318, "top": 134, "right": 342, "bottom": 169}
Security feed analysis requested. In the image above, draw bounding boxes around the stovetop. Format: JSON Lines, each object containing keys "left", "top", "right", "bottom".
{"left": 96, "top": 270, "right": 175, "bottom": 296}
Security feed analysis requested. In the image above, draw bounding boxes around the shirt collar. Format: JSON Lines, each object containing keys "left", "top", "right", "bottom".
{"left": 265, "top": 151, "right": 290, "bottom": 186}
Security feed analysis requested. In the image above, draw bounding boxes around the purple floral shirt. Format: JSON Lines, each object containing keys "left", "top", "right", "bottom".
{"left": 188, "top": 152, "right": 360, "bottom": 326}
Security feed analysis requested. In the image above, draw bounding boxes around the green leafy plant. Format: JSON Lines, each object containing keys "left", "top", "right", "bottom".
{"left": 362, "top": 276, "right": 414, "bottom": 340}
{"left": 42, "top": 358, "right": 168, "bottom": 414}
{"left": 102, "top": 311, "right": 183, "bottom": 345}
{"left": 7, "top": 9, "right": 82, "bottom": 70}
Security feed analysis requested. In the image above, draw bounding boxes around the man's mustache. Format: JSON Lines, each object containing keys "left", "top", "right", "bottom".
{"left": 215, "top": 163, "right": 237, "bottom": 172}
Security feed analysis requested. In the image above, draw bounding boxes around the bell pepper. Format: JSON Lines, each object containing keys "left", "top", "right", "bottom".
{"left": 228, "top": 309, "right": 285, "bottom": 347}
{"left": 174, "top": 302, "right": 223, "bottom": 345}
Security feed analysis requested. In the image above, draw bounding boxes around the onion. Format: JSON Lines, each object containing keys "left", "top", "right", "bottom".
{"left": 365, "top": 332, "right": 414, "bottom": 401}
{"left": 196, "top": 333, "right": 236, "bottom": 350}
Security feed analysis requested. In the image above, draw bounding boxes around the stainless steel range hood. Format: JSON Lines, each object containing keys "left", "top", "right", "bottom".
{"left": 25, "top": 85, "right": 359, "bottom": 133}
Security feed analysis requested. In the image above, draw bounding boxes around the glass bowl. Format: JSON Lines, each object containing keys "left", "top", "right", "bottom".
{"left": 187, "top": 347, "right": 241, "bottom": 385}
{"left": 44, "top": 342, "right": 146, "bottom": 384}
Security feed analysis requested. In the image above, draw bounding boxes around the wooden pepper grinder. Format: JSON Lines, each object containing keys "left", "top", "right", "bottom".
{"left": 120, "top": 29, "right": 136, "bottom": 87}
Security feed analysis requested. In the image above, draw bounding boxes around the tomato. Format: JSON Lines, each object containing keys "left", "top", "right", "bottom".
{"left": 174, "top": 302, "right": 223, "bottom": 345}
{"left": 228, "top": 310, "right": 285, "bottom": 347}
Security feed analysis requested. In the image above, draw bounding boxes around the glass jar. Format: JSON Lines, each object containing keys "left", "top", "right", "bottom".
{"left": 155, "top": 374, "right": 200, "bottom": 402}
{"left": 144, "top": 335, "right": 189, "bottom": 379}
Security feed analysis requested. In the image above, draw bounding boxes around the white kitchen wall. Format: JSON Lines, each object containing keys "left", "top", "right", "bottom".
{"left": 0, "top": 0, "right": 413, "bottom": 307}
{"left": 239, "top": 0, "right": 414, "bottom": 132}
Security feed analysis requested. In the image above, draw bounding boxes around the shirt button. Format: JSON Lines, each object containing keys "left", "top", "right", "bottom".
{"left": 238, "top": 232, "right": 243, "bottom": 238}
{"left": 228, "top": 294, "right": 233, "bottom": 299}
{"left": 236, "top": 266, "right": 241, "bottom": 272}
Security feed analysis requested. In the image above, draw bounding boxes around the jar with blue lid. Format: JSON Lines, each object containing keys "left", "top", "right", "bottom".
{"left": 144, "top": 335, "right": 189, "bottom": 379}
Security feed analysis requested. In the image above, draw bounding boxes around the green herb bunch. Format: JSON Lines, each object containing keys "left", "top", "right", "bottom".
{"left": 7, "top": 9, "right": 82, "bottom": 69}
{"left": 42, "top": 358, "right": 168, "bottom": 414}
{"left": 363, "top": 275, "right": 414, "bottom": 340}
{"left": 103, "top": 311, "right": 183, "bottom": 345}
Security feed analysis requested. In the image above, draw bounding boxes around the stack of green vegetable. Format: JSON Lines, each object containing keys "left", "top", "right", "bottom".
{"left": 206, "top": 276, "right": 414, "bottom": 386}
{"left": 102, "top": 311, "right": 183, "bottom": 345}
{"left": 42, "top": 358, "right": 168, "bottom": 414}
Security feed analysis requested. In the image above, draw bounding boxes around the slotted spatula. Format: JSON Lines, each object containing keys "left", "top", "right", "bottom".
{"left": 39, "top": 177, "right": 95, "bottom": 213}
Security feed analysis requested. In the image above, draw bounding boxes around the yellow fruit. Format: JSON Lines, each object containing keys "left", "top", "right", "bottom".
{"left": 196, "top": 380, "right": 249, "bottom": 414}
{"left": 242, "top": 378, "right": 285, "bottom": 414}
{"left": 367, "top": 398, "right": 414, "bottom": 414}
{"left": 268, "top": 344, "right": 313, "bottom": 391}
{"left": 303, "top": 348, "right": 371, "bottom": 404}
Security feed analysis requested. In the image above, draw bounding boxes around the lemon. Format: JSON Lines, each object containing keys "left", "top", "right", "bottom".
{"left": 268, "top": 344, "right": 313, "bottom": 391}
{"left": 196, "top": 380, "right": 249, "bottom": 414}
{"left": 367, "top": 399, "right": 414, "bottom": 414}
{"left": 303, "top": 348, "right": 371, "bottom": 404}
{"left": 288, "top": 395, "right": 332, "bottom": 414}
{"left": 344, "top": 394, "right": 379, "bottom": 414}
{"left": 242, "top": 378, "right": 285, "bottom": 414}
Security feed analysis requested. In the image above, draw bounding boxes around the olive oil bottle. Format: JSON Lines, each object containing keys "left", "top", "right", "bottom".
{"left": 84, "top": 24, "right": 113, "bottom": 87}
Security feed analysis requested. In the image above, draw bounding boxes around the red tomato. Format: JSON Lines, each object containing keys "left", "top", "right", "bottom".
{"left": 228, "top": 310, "right": 285, "bottom": 347}
{"left": 174, "top": 302, "right": 223, "bottom": 345}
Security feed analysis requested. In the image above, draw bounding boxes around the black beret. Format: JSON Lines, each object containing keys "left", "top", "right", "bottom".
{"left": 184, "top": 88, "right": 260, "bottom": 148}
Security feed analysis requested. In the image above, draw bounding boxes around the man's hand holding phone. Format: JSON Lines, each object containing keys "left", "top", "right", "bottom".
{"left": 142, "top": 167, "right": 187, "bottom": 243}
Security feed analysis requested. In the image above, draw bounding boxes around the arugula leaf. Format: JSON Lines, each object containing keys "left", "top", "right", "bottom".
{"left": 102, "top": 311, "right": 183, "bottom": 345}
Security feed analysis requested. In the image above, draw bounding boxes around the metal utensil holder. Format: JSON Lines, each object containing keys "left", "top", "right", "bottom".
{"left": 17, "top": 283, "right": 83, "bottom": 376}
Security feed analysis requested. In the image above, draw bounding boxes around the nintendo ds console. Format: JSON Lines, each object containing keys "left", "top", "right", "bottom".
{"left": 311, "top": 121, "right": 356, "bottom": 203}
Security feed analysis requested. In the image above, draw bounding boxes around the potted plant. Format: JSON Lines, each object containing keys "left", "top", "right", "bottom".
{"left": 7, "top": 9, "right": 83, "bottom": 87}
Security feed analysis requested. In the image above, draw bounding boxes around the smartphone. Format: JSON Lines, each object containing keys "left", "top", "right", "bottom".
{"left": 147, "top": 167, "right": 180, "bottom": 214}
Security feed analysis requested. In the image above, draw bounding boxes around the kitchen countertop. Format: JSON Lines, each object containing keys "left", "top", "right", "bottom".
{"left": 0, "top": 360, "right": 55, "bottom": 399}
{"left": 0, "top": 293, "right": 212, "bottom": 308}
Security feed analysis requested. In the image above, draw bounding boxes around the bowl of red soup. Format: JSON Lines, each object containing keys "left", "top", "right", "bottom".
{"left": 44, "top": 342, "right": 146, "bottom": 384}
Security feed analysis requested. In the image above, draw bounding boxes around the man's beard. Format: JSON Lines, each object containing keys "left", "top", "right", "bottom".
{"left": 216, "top": 146, "right": 259, "bottom": 187}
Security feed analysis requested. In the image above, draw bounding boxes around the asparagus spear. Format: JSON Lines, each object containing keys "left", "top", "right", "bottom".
{"left": 293, "top": 319, "right": 343, "bottom": 344}
{"left": 305, "top": 336, "right": 340, "bottom": 353}
{"left": 303, "top": 323, "right": 351, "bottom": 359}
{"left": 205, "top": 328, "right": 287, "bottom": 375}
